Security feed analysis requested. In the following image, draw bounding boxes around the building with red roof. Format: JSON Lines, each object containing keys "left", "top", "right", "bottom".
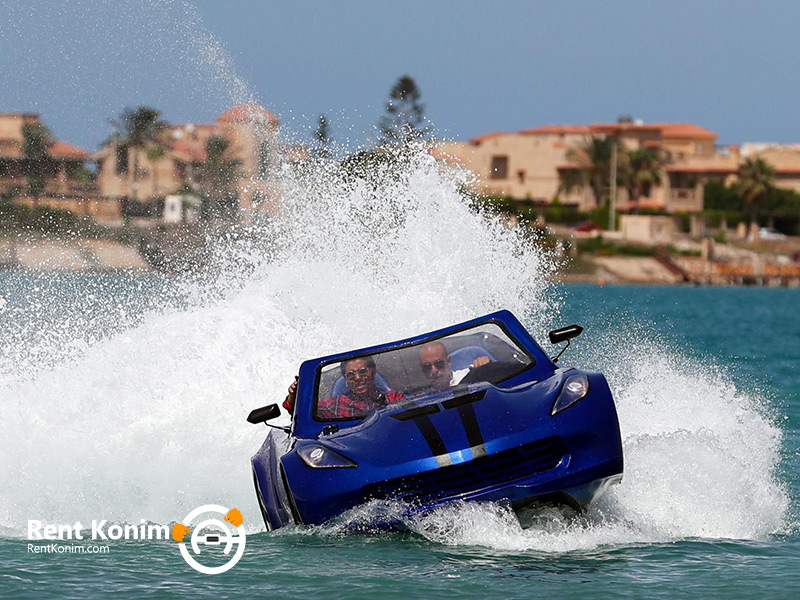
{"left": 93, "top": 103, "right": 293, "bottom": 218}
{"left": 217, "top": 103, "right": 279, "bottom": 125}
{"left": 433, "top": 120, "right": 745, "bottom": 213}
{"left": 520, "top": 125, "right": 592, "bottom": 136}
{"left": 0, "top": 112, "right": 120, "bottom": 222}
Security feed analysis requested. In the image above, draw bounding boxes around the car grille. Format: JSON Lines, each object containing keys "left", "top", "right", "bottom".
{"left": 361, "top": 437, "right": 567, "bottom": 505}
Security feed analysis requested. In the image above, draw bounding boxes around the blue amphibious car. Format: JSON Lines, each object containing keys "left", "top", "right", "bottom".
{"left": 248, "top": 310, "right": 623, "bottom": 530}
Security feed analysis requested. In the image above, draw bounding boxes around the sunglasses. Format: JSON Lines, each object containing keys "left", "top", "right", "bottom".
{"left": 420, "top": 359, "right": 447, "bottom": 374}
{"left": 344, "top": 367, "right": 372, "bottom": 380}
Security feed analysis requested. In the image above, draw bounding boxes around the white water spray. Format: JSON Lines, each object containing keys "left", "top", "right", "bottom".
{"left": 0, "top": 152, "right": 556, "bottom": 533}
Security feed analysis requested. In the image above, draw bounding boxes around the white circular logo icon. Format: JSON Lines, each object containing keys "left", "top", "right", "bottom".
{"left": 177, "top": 504, "right": 246, "bottom": 574}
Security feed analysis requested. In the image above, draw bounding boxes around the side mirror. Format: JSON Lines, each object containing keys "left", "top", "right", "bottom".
{"left": 548, "top": 324, "right": 583, "bottom": 345}
{"left": 548, "top": 324, "right": 583, "bottom": 363}
{"left": 247, "top": 404, "right": 281, "bottom": 425}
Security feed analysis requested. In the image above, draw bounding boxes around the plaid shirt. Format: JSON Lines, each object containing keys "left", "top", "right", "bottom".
{"left": 317, "top": 389, "right": 404, "bottom": 420}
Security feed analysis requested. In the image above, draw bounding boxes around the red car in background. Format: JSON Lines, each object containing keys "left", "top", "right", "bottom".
{"left": 572, "top": 222, "right": 604, "bottom": 232}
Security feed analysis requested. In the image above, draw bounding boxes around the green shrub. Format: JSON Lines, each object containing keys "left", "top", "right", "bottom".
{"left": 704, "top": 180, "right": 744, "bottom": 211}
{"left": 613, "top": 243, "right": 656, "bottom": 257}
{"left": 667, "top": 245, "right": 701, "bottom": 257}
{"left": 543, "top": 204, "right": 586, "bottom": 225}
{"left": 576, "top": 236, "right": 604, "bottom": 254}
{"left": 701, "top": 209, "right": 745, "bottom": 229}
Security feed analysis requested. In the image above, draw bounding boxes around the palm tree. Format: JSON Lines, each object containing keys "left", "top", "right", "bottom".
{"left": 145, "top": 144, "right": 166, "bottom": 194}
{"left": 737, "top": 157, "right": 775, "bottom": 230}
{"left": 108, "top": 107, "right": 167, "bottom": 200}
{"left": 560, "top": 136, "right": 623, "bottom": 208}
{"left": 21, "top": 122, "right": 54, "bottom": 204}
{"left": 623, "top": 148, "right": 662, "bottom": 213}
{"left": 196, "top": 135, "right": 241, "bottom": 219}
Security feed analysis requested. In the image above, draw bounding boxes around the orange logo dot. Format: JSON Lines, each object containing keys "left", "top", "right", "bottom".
{"left": 224, "top": 508, "right": 243, "bottom": 527}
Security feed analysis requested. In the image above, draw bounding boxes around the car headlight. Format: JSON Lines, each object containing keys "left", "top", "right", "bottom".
{"left": 296, "top": 443, "right": 358, "bottom": 469}
{"left": 551, "top": 373, "right": 590, "bottom": 415}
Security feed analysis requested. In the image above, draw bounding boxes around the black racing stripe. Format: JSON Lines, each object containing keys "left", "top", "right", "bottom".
{"left": 457, "top": 403, "right": 484, "bottom": 450}
{"left": 413, "top": 415, "right": 448, "bottom": 457}
{"left": 391, "top": 404, "right": 440, "bottom": 421}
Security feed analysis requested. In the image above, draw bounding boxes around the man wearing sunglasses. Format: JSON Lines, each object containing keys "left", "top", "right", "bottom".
{"left": 418, "top": 342, "right": 491, "bottom": 391}
{"left": 283, "top": 356, "right": 403, "bottom": 419}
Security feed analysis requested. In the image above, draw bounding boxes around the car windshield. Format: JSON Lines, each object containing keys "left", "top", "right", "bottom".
{"left": 314, "top": 322, "right": 533, "bottom": 421}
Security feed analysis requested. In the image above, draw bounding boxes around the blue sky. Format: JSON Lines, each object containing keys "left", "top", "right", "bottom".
{"left": 2, "top": 0, "right": 800, "bottom": 152}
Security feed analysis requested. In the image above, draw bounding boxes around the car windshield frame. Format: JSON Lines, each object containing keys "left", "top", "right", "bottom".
{"left": 311, "top": 318, "right": 536, "bottom": 423}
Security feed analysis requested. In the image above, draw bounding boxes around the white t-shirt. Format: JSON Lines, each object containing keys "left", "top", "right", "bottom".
{"left": 450, "top": 367, "right": 470, "bottom": 386}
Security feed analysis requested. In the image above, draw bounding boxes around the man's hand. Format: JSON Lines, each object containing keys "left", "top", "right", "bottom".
{"left": 470, "top": 356, "right": 491, "bottom": 369}
{"left": 283, "top": 376, "right": 299, "bottom": 412}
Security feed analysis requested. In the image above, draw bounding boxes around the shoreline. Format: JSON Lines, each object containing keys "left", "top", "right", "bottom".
{"left": 554, "top": 255, "right": 800, "bottom": 287}
{"left": 0, "top": 236, "right": 150, "bottom": 272}
{"left": 2, "top": 236, "right": 800, "bottom": 288}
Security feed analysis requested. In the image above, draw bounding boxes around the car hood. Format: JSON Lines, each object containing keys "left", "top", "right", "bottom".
{"left": 305, "top": 376, "right": 570, "bottom": 469}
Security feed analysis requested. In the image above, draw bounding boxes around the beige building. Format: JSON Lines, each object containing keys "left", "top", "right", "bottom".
{"left": 93, "top": 122, "right": 209, "bottom": 204}
{"left": 93, "top": 103, "right": 289, "bottom": 217}
{"left": 0, "top": 112, "right": 120, "bottom": 222}
{"left": 740, "top": 143, "right": 800, "bottom": 194}
{"left": 436, "top": 121, "right": 738, "bottom": 213}
{"left": 618, "top": 214, "right": 677, "bottom": 244}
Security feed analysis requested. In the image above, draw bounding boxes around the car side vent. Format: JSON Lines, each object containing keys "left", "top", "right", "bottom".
{"left": 441, "top": 390, "right": 486, "bottom": 410}
{"left": 390, "top": 405, "right": 441, "bottom": 421}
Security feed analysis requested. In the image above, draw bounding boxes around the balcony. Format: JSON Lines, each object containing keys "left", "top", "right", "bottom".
{"left": 668, "top": 188, "right": 702, "bottom": 211}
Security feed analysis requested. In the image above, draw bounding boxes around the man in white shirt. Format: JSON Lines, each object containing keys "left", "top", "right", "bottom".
{"left": 418, "top": 341, "right": 491, "bottom": 391}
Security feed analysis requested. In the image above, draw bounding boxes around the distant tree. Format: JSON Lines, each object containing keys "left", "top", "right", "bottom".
{"left": 108, "top": 106, "right": 167, "bottom": 200}
{"left": 617, "top": 114, "right": 634, "bottom": 124}
{"left": 622, "top": 147, "right": 662, "bottom": 213}
{"left": 73, "top": 165, "right": 96, "bottom": 186}
{"left": 22, "top": 122, "right": 54, "bottom": 202}
{"left": 560, "top": 136, "right": 624, "bottom": 207}
{"left": 378, "top": 75, "right": 428, "bottom": 145}
{"left": 314, "top": 114, "right": 332, "bottom": 159}
{"left": 145, "top": 144, "right": 166, "bottom": 194}
{"left": 196, "top": 135, "right": 240, "bottom": 219}
{"left": 737, "top": 156, "right": 775, "bottom": 228}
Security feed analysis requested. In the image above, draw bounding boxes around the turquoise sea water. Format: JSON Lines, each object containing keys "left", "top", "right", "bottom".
{"left": 1, "top": 276, "right": 798, "bottom": 598}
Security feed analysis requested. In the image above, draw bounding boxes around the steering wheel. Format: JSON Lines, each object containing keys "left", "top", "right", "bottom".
{"left": 459, "top": 361, "right": 520, "bottom": 385}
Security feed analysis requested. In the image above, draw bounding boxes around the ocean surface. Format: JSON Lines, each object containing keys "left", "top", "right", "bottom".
{"left": 1, "top": 272, "right": 798, "bottom": 599}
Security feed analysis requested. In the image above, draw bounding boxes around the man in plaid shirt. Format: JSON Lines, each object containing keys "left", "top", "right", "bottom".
{"left": 283, "top": 356, "right": 403, "bottom": 419}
